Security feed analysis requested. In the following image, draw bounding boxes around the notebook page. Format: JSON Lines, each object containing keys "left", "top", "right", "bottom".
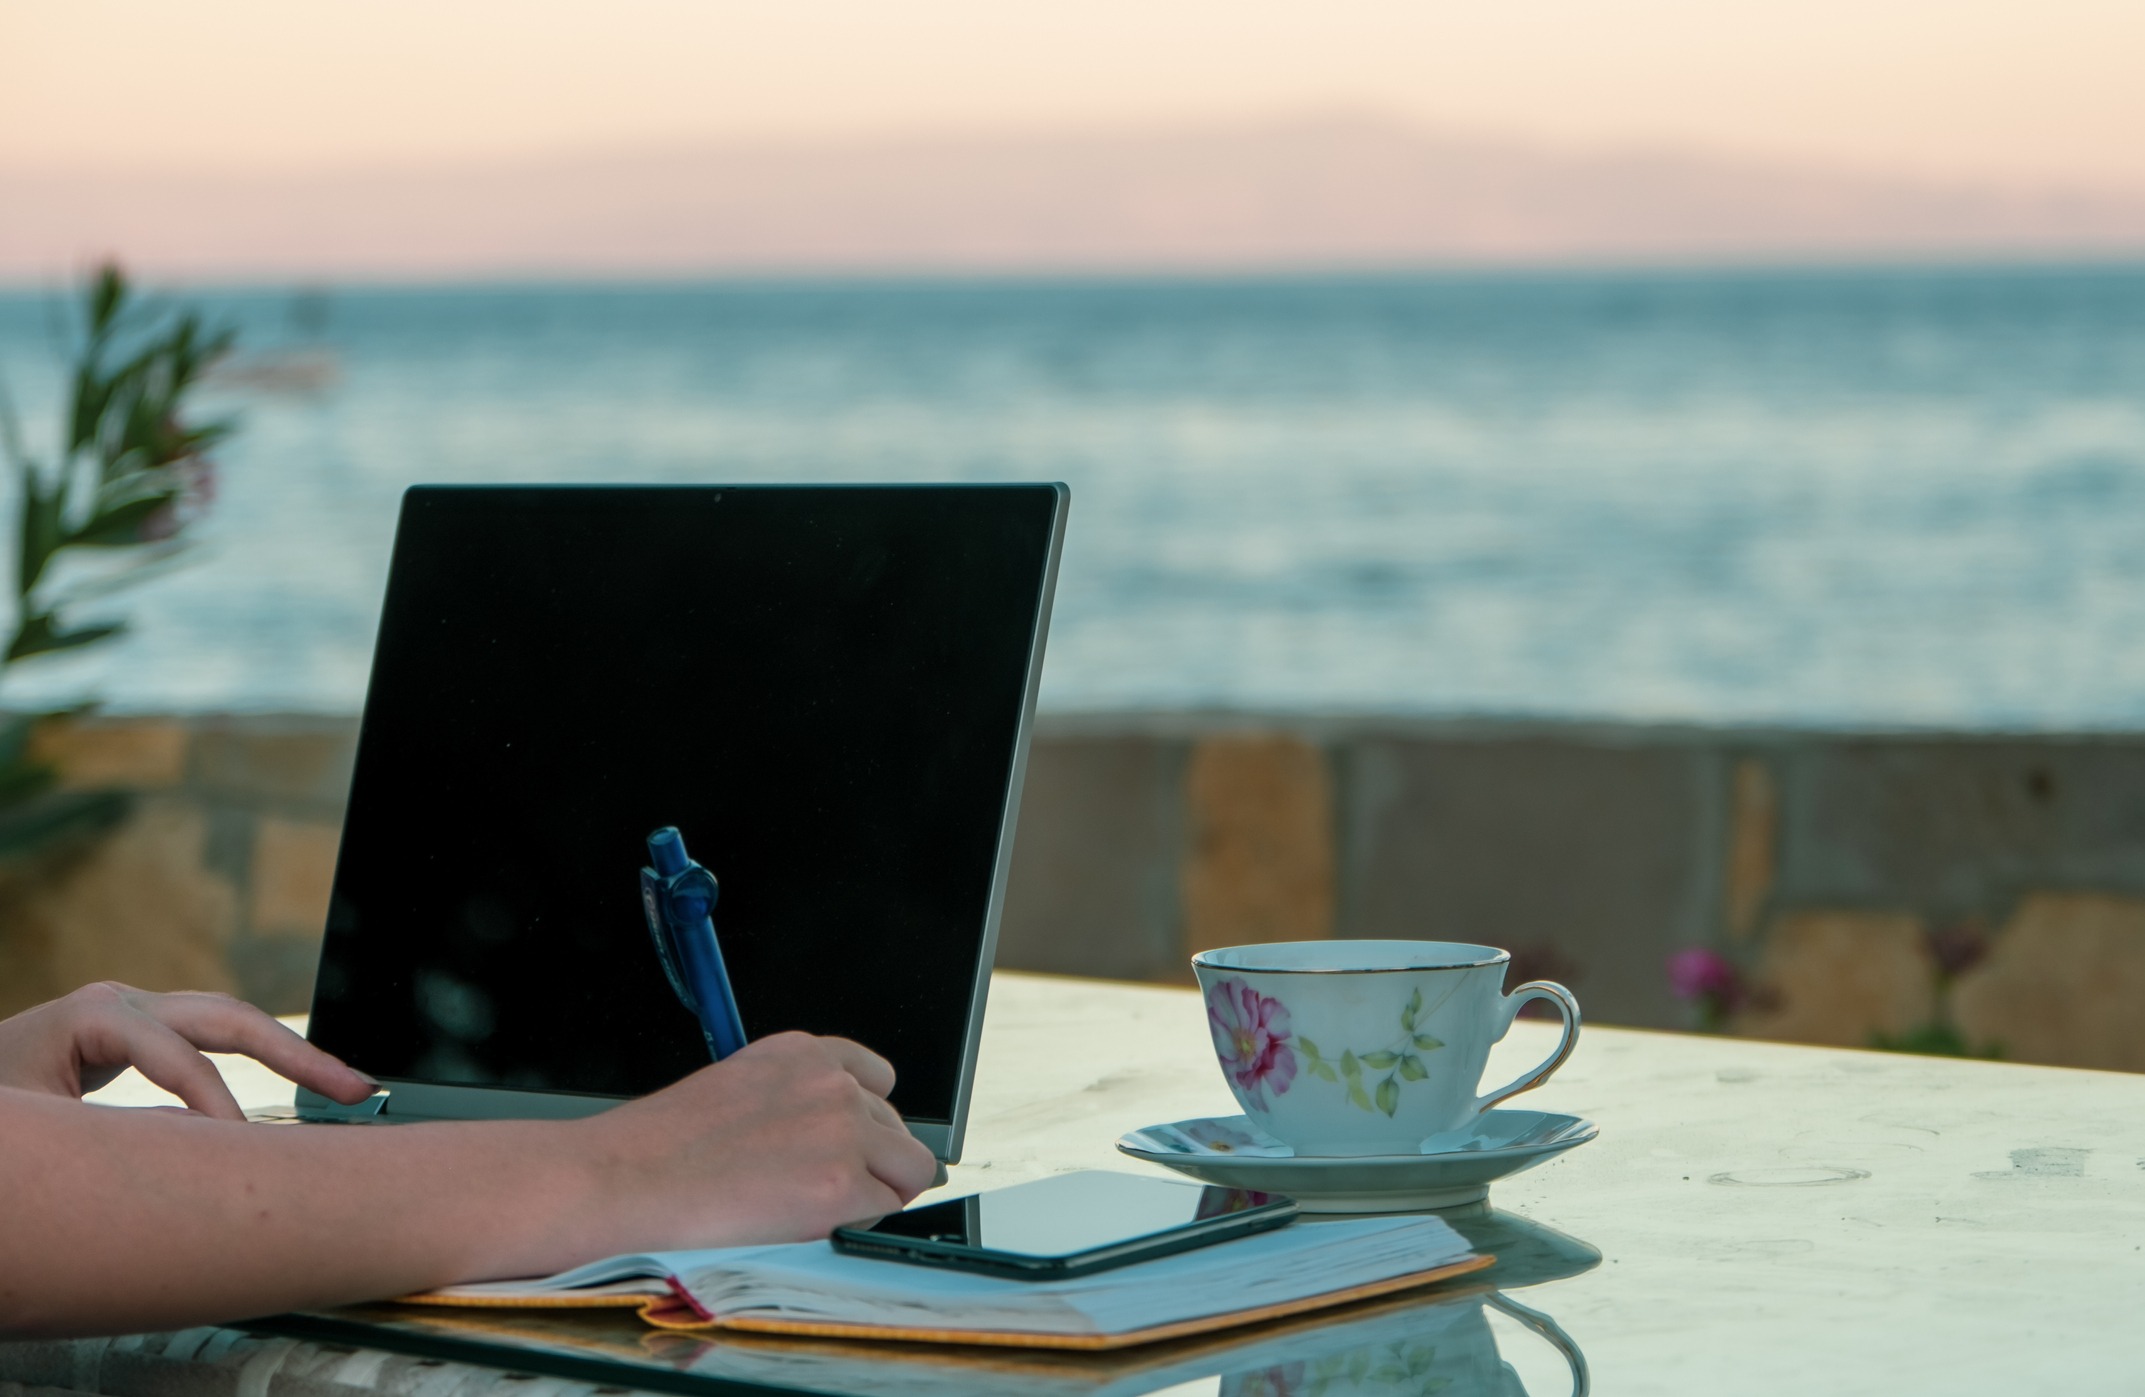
{"left": 672, "top": 1216, "right": 1471, "bottom": 1337}
{"left": 439, "top": 1241, "right": 812, "bottom": 1298}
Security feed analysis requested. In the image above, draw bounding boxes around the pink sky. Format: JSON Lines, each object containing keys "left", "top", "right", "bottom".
{"left": 5, "top": 0, "right": 2144, "bottom": 190}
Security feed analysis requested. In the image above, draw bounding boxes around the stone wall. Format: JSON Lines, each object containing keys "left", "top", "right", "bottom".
{"left": 0, "top": 716, "right": 353, "bottom": 1019}
{"left": 7, "top": 713, "right": 2145, "bottom": 1071}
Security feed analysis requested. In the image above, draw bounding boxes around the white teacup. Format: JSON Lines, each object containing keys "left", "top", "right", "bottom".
{"left": 1192, "top": 940, "right": 1580, "bottom": 1157}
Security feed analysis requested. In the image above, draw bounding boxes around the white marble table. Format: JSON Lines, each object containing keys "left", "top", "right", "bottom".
{"left": 24, "top": 971, "right": 2145, "bottom": 1395}
{"left": 966, "top": 973, "right": 2145, "bottom": 1394}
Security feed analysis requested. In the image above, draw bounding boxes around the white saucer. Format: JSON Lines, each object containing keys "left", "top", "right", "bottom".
{"left": 1116, "top": 1108, "right": 1597, "bottom": 1213}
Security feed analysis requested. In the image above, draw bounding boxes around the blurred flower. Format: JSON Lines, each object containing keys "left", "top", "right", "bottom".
{"left": 179, "top": 455, "right": 219, "bottom": 506}
{"left": 138, "top": 456, "right": 220, "bottom": 543}
{"left": 1925, "top": 920, "right": 1989, "bottom": 983}
{"left": 1667, "top": 947, "right": 1739, "bottom": 1002}
{"left": 1666, "top": 946, "right": 1744, "bottom": 1033}
{"left": 137, "top": 500, "right": 181, "bottom": 542}
{"left": 1222, "top": 1360, "right": 1305, "bottom": 1397}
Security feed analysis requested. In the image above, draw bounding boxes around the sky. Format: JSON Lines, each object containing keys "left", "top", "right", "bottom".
{"left": 5, "top": 0, "right": 2145, "bottom": 190}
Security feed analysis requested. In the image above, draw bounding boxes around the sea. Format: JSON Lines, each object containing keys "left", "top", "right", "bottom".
{"left": 2, "top": 265, "right": 2143, "bottom": 728}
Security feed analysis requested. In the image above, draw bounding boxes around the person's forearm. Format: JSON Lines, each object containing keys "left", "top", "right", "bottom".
{"left": 0, "top": 1088, "right": 610, "bottom": 1338}
{"left": 0, "top": 1030, "right": 938, "bottom": 1339}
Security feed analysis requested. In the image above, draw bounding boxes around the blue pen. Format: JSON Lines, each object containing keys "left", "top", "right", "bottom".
{"left": 639, "top": 826, "right": 749, "bottom": 1061}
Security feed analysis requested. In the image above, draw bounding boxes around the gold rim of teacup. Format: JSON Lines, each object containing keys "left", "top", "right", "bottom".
{"left": 1191, "top": 944, "right": 1510, "bottom": 974}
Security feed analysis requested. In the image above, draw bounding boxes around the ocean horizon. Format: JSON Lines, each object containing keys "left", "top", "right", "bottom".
{"left": 8, "top": 254, "right": 2145, "bottom": 296}
{"left": 3, "top": 263, "right": 2143, "bottom": 730}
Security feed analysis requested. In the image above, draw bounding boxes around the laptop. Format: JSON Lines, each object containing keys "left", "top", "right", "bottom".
{"left": 266, "top": 483, "right": 1067, "bottom": 1164}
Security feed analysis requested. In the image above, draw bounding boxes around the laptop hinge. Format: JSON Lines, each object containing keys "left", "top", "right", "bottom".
{"left": 293, "top": 1086, "right": 391, "bottom": 1121}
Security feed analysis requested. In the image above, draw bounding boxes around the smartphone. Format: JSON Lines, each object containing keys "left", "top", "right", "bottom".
{"left": 829, "top": 1170, "right": 1298, "bottom": 1280}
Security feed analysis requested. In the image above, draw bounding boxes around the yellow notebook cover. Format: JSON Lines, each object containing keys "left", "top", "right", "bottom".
{"left": 399, "top": 1217, "right": 1492, "bottom": 1352}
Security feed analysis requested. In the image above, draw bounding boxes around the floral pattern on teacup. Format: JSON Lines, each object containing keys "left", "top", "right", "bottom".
{"left": 1123, "top": 1117, "right": 1296, "bottom": 1157}
{"left": 1298, "top": 987, "right": 1448, "bottom": 1117}
{"left": 1206, "top": 976, "right": 1298, "bottom": 1105}
{"left": 1224, "top": 1341, "right": 1451, "bottom": 1397}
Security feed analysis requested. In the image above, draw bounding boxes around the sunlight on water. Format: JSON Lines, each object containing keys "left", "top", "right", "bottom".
{"left": 2, "top": 267, "right": 2142, "bottom": 726}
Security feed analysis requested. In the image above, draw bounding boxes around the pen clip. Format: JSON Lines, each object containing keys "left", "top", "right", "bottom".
{"left": 639, "top": 867, "right": 696, "bottom": 1014}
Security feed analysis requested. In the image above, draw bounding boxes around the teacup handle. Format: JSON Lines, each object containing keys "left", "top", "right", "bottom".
{"left": 1474, "top": 980, "right": 1582, "bottom": 1115}
{"left": 1486, "top": 1291, "right": 1590, "bottom": 1397}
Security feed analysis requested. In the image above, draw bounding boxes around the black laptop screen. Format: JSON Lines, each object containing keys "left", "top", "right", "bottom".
{"left": 307, "top": 484, "right": 1061, "bottom": 1122}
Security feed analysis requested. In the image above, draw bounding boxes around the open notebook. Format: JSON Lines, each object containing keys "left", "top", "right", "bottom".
{"left": 407, "top": 1216, "right": 1492, "bottom": 1351}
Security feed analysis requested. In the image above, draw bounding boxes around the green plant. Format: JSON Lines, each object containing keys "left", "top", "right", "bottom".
{"left": 1867, "top": 918, "right": 2004, "bottom": 1059}
{"left": 0, "top": 262, "right": 232, "bottom": 858}
{"left": 1868, "top": 1020, "right": 2003, "bottom": 1060}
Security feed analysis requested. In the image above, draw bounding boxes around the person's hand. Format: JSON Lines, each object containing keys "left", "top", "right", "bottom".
{"left": 577, "top": 1031, "right": 940, "bottom": 1249}
{"left": 0, "top": 982, "right": 376, "bottom": 1120}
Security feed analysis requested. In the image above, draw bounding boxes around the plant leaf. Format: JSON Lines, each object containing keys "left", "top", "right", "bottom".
{"left": 70, "top": 360, "right": 116, "bottom": 457}
{"left": 6, "top": 617, "right": 124, "bottom": 664}
{"left": 0, "top": 788, "right": 131, "bottom": 861}
{"left": 1339, "top": 1050, "right": 1360, "bottom": 1079}
{"left": 70, "top": 493, "right": 175, "bottom": 549}
{"left": 69, "top": 494, "right": 174, "bottom": 547}
{"left": 1375, "top": 1075, "right": 1400, "bottom": 1116}
{"left": 1346, "top": 1079, "right": 1373, "bottom": 1112}
{"left": 1297, "top": 1035, "right": 1323, "bottom": 1060}
{"left": 1401, "top": 987, "right": 1422, "bottom": 1031}
{"left": 1398, "top": 1053, "right": 1428, "bottom": 1081}
{"left": 0, "top": 714, "right": 40, "bottom": 766}
{"left": 1360, "top": 1050, "right": 1399, "bottom": 1069}
{"left": 1308, "top": 1059, "right": 1338, "bottom": 1082}
{"left": 17, "top": 472, "right": 63, "bottom": 597}
{"left": 88, "top": 264, "right": 125, "bottom": 336}
{"left": 0, "top": 755, "right": 56, "bottom": 805}
{"left": 1412, "top": 1033, "right": 1445, "bottom": 1051}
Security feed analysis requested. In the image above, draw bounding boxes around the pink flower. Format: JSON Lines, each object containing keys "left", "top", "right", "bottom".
{"left": 136, "top": 500, "right": 181, "bottom": 542}
{"left": 1666, "top": 947, "right": 1740, "bottom": 1004}
{"left": 1666, "top": 947, "right": 1748, "bottom": 1033}
{"left": 179, "top": 456, "right": 220, "bottom": 509}
{"left": 1925, "top": 921, "right": 1989, "bottom": 982}
{"left": 1207, "top": 977, "right": 1297, "bottom": 1104}
{"left": 1222, "top": 1360, "right": 1305, "bottom": 1397}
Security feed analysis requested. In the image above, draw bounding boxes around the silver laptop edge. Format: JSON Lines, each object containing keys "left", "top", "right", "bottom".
{"left": 940, "top": 481, "right": 1069, "bottom": 1162}
{"left": 297, "top": 483, "right": 1071, "bottom": 1164}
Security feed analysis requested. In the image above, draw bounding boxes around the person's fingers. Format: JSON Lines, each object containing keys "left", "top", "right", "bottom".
{"left": 829, "top": 1173, "right": 907, "bottom": 1234}
{"left": 861, "top": 1118, "right": 941, "bottom": 1202}
{"left": 857, "top": 1087, "right": 904, "bottom": 1134}
{"left": 54, "top": 983, "right": 147, "bottom": 1093}
{"left": 817, "top": 1036, "right": 896, "bottom": 1099}
{"left": 147, "top": 992, "right": 377, "bottom": 1104}
{"left": 119, "top": 1017, "right": 247, "bottom": 1121}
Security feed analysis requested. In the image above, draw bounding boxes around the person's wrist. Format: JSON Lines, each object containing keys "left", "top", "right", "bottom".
{"left": 563, "top": 1108, "right": 701, "bottom": 1261}
{"left": 403, "top": 1118, "right": 624, "bottom": 1284}
{"left": 520, "top": 1116, "right": 628, "bottom": 1277}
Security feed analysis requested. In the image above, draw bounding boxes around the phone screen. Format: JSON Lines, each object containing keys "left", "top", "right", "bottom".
{"left": 850, "top": 1172, "right": 1288, "bottom": 1260}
